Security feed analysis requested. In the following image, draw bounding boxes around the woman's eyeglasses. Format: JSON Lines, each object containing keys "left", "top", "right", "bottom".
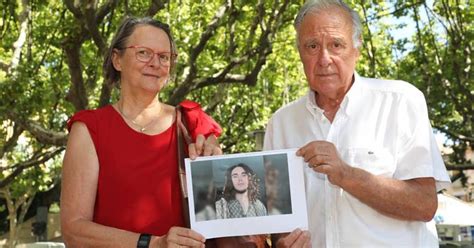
{"left": 123, "top": 46, "right": 177, "bottom": 67}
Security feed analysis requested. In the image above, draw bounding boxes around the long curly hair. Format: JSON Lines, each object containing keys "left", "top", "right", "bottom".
{"left": 222, "top": 163, "right": 261, "bottom": 202}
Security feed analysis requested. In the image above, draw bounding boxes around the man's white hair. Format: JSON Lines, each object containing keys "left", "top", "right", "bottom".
{"left": 294, "top": 0, "right": 362, "bottom": 48}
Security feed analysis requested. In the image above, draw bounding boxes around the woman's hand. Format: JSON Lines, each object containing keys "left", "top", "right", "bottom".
{"left": 153, "top": 227, "right": 205, "bottom": 248}
{"left": 188, "top": 134, "right": 222, "bottom": 159}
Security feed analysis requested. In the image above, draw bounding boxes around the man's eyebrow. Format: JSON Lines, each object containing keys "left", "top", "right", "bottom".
{"left": 304, "top": 38, "right": 319, "bottom": 44}
{"left": 333, "top": 37, "right": 347, "bottom": 44}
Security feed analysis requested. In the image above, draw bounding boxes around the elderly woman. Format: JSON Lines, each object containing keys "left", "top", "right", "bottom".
{"left": 61, "top": 17, "right": 222, "bottom": 248}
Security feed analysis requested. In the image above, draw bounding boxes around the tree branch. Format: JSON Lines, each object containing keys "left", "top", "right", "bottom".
{"left": 7, "top": 111, "right": 67, "bottom": 146}
{"left": 0, "top": 148, "right": 64, "bottom": 189}
{"left": 64, "top": 42, "right": 89, "bottom": 111}
{"left": 32, "top": 9, "right": 67, "bottom": 76}
{"left": 434, "top": 125, "right": 474, "bottom": 143}
{"left": 64, "top": 0, "right": 83, "bottom": 19}
{"left": 18, "top": 191, "right": 36, "bottom": 226}
{"left": 9, "top": 0, "right": 30, "bottom": 73}
{"left": 169, "top": 1, "right": 231, "bottom": 104}
{"left": 192, "top": 1, "right": 267, "bottom": 90}
{"left": 225, "top": 0, "right": 237, "bottom": 58}
{"left": 83, "top": 5, "right": 107, "bottom": 56}
{"left": 241, "top": 0, "right": 291, "bottom": 87}
{"left": 222, "top": 104, "right": 254, "bottom": 152}
{"left": 66, "top": 0, "right": 119, "bottom": 109}
{"left": 194, "top": 51, "right": 256, "bottom": 88}
{"left": 96, "top": 0, "right": 120, "bottom": 22}
{"left": 245, "top": 0, "right": 264, "bottom": 47}
{"left": 169, "top": 0, "right": 291, "bottom": 104}
{"left": 0, "top": 123, "right": 24, "bottom": 159}
{"left": 438, "top": 2, "right": 474, "bottom": 108}
{"left": 446, "top": 164, "right": 474, "bottom": 171}
{"left": 98, "top": 82, "right": 115, "bottom": 107}
{"left": 0, "top": 61, "right": 9, "bottom": 72}
{"left": 205, "top": 84, "right": 229, "bottom": 112}
{"left": 186, "top": 2, "right": 230, "bottom": 82}
{"left": 364, "top": 1, "right": 425, "bottom": 22}
{"left": 206, "top": 0, "right": 289, "bottom": 88}
{"left": 146, "top": 0, "right": 168, "bottom": 16}
{"left": 421, "top": 4, "right": 443, "bottom": 72}
{"left": 361, "top": 3, "right": 376, "bottom": 77}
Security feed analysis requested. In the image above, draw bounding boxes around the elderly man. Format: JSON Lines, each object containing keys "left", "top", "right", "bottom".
{"left": 264, "top": 0, "right": 451, "bottom": 247}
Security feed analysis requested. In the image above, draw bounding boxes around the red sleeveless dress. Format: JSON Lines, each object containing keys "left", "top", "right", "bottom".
{"left": 67, "top": 100, "right": 221, "bottom": 236}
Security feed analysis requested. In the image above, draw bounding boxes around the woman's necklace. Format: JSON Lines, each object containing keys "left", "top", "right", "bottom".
{"left": 117, "top": 102, "right": 162, "bottom": 133}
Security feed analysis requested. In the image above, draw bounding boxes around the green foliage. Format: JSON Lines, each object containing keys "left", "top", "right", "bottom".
{"left": 394, "top": 1, "right": 473, "bottom": 165}
{"left": 0, "top": 0, "right": 472, "bottom": 239}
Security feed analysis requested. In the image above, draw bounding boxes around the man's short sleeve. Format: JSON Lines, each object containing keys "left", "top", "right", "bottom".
{"left": 394, "top": 90, "right": 450, "bottom": 190}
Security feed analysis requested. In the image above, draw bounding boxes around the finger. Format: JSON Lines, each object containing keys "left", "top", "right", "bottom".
{"left": 194, "top": 135, "right": 206, "bottom": 155}
{"left": 165, "top": 226, "right": 181, "bottom": 242}
{"left": 176, "top": 227, "right": 206, "bottom": 241}
{"left": 301, "top": 149, "right": 318, "bottom": 163}
{"left": 213, "top": 146, "right": 223, "bottom": 155}
{"left": 176, "top": 238, "right": 205, "bottom": 248}
{"left": 203, "top": 136, "right": 215, "bottom": 156}
{"left": 176, "top": 228, "right": 206, "bottom": 246}
{"left": 312, "top": 163, "right": 331, "bottom": 174}
{"left": 297, "top": 142, "right": 317, "bottom": 159}
{"left": 206, "top": 134, "right": 218, "bottom": 145}
{"left": 318, "top": 141, "right": 335, "bottom": 155}
{"left": 296, "top": 145, "right": 308, "bottom": 156}
{"left": 165, "top": 227, "right": 205, "bottom": 247}
{"left": 188, "top": 143, "right": 197, "bottom": 160}
{"left": 297, "top": 140, "right": 322, "bottom": 154}
{"left": 277, "top": 229, "right": 302, "bottom": 247}
{"left": 203, "top": 135, "right": 221, "bottom": 156}
{"left": 307, "top": 154, "right": 329, "bottom": 168}
{"left": 290, "top": 230, "right": 310, "bottom": 248}
{"left": 304, "top": 238, "right": 311, "bottom": 248}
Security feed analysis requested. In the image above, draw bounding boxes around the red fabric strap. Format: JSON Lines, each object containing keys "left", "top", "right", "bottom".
{"left": 178, "top": 100, "right": 222, "bottom": 141}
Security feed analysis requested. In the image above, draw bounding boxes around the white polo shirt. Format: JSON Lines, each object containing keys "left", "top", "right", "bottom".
{"left": 263, "top": 73, "right": 451, "bottom": 247}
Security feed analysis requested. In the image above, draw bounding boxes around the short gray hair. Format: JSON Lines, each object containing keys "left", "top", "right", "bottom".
{"left": 294, "top": 0, "right": 362, "bottom": 48}
{"left": 103, "top": 16, "right": 178, "bottom": 86}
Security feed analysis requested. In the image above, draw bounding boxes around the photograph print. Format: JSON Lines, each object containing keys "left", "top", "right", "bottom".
{"left": 185, "top": 149, "right": 308, "bottom": 239}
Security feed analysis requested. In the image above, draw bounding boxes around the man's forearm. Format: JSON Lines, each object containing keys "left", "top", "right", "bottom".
{"left": 339, "top": 167, "right": 437, "bottom": 221}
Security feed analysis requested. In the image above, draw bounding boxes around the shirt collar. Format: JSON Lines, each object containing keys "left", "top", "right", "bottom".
{"left": 304, "top": 72, "right": 363, "bottom": 118}
{"left": 344, "top": 72, "right": 363, "bottom": 117}
{"left": 305, "top": 90, "right": 324, "bottom": 118}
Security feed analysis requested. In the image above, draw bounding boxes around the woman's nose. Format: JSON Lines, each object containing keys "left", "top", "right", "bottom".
{"left": 148, "top": 54, "right": 162, "bottom": 67}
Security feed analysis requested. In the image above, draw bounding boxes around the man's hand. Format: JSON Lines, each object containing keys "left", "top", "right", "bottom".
{"left": 274, "top": 229, "right": 311, "bottom": 248}
{"left": 296, "top": 140, "right": 351, "bottom": 186}
{"left": 188, "top": 134, "right": 222, "bottom": 159}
